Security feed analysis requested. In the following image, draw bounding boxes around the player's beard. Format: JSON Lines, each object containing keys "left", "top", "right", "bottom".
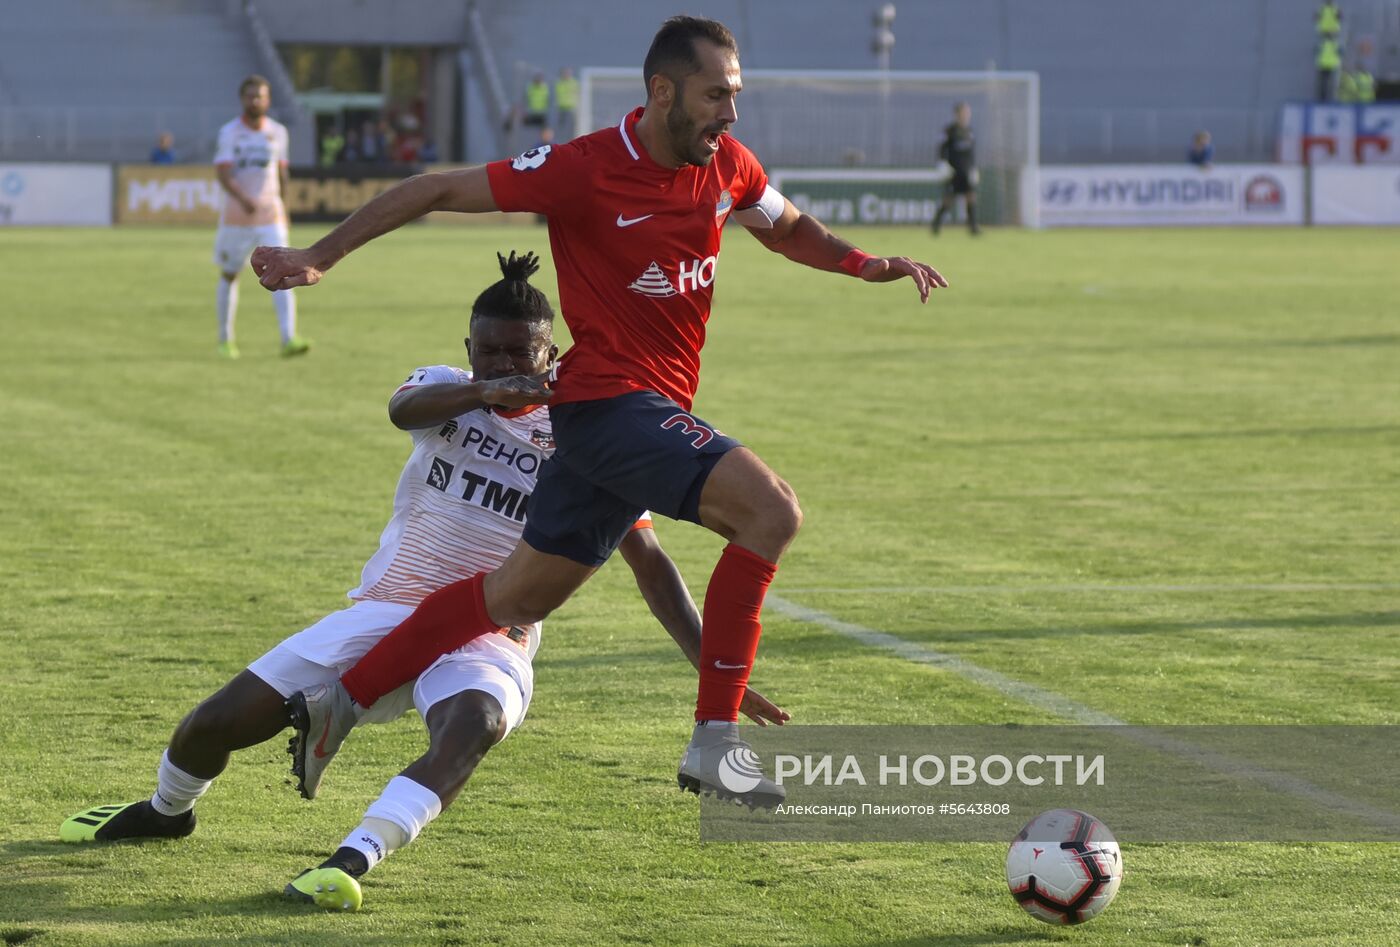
{"left": 665, "top": 89, "right": 719, "bottom": 167}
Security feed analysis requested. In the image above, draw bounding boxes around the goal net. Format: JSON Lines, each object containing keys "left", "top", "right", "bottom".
{"left": 578, "top": 68, "right": 1040, "bottom": 227}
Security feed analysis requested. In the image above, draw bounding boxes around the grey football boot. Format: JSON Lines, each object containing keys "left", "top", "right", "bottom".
{"left": 677, "top": 721, "right": 786, "bottom": 810}
{"left": 286, "top": 680, "right": 360, "bottom": 800}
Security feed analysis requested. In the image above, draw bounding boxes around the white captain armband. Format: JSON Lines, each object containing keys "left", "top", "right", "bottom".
{"left": 732, "top": 184, "right": 787, "bottom": 229}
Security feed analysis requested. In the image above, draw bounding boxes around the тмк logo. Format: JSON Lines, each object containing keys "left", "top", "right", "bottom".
{"left": 1244, "top": 175, "right": 1283, "bottom": 211}
{"left": 511, "top": 145, "right": 552, "bottom": 172}
{"left": 717, "top": 745, "right": 763, "bottom": 793}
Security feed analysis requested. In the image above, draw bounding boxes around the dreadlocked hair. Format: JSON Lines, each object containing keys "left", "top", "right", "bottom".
{"left": 471, "top": 251, "right": 554, "bottom": 325}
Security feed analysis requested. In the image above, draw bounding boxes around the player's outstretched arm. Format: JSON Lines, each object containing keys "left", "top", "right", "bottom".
{"left": 388, "top": 375, "right": 553, "bottom": 430}
{"left": 617, "top": 527, "right": 789, "bottom": 727}
{"left": 743, "top": 195, "right": 949, "bottom": 303}
{"left": 250, "top": 166, "right": 500, "bottom": 291}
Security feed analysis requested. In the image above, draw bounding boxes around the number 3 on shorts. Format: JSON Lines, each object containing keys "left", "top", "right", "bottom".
{"left": 660, "top": 413, "right": 714, "bottom": 449}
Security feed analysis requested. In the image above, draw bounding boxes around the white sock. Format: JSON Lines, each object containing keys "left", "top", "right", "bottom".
{"left": 272, "top": 289, "right": 297, "bottom": 343}
{"left": 216, "top": 278, "right": 238, "bottom": 343}
{"left": 340, "top": 776, "right": 442, "bottom": 873}
{"left": 339, "top": 817, "right": 405, "bottom": 874}
{"left": 150, "top": 750, "right": 212, "bottom": 816}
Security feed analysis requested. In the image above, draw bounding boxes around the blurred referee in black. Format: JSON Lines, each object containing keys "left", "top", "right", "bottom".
{"left": 931, "top": 102, "right": 979, "bottom": 236}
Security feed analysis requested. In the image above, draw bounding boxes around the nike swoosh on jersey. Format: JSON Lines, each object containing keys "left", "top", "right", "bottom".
{"left": 616, "top": 213, "right": 655, "bottom": 227}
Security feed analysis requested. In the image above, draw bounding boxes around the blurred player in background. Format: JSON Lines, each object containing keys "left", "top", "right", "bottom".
{"left": 213, "top": 75, "right": 309, "bottom": 359}
{"left": 253, "top": 15, "right": 943, "bottom": 810}
{"left": 59, "top": 252, "right": 786, "bottom": 911}
{"left": 931, "top": 101, "right": 979, "bottom": 236}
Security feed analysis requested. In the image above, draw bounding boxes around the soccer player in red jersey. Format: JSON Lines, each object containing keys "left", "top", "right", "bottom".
{"left": 252, "top": 16, "right": 947, "bottom": 807}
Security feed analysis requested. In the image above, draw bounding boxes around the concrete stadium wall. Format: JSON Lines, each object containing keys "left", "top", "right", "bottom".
{"left": 259, "top": 0, "right": 1344, "bottom": 162}
{"left": 2, "top": 0, "right": 1383, "bottom": 163}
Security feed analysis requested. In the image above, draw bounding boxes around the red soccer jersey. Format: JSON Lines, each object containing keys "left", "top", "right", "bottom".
{"left": 486, "top": 107, "right": 768, "bottom": 411}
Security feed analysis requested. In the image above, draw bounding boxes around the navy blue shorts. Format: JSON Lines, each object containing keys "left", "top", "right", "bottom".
{"left": 522, "top": 391, "right": 742, "bottom": 566}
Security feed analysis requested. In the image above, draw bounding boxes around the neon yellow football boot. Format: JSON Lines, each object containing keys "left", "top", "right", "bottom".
{"left": 285, "top": 867, "right": 363, "bottom": 911}
{"left": 280, "top": 336, "right": 312, "bottom": 357}
{"left": 60, "top": 801, "right": 195, "bottom": 842}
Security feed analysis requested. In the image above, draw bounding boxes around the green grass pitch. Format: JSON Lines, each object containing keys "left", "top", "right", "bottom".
{"left": 1, "top": 222, "right": 1397, "bottom": 945}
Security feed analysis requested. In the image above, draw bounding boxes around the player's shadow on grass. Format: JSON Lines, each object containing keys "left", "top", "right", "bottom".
{"left": 0, "top": 839, "right": 72, "bottom": 860}
{"left": 926, "top": 609, "right": 1400, "bottom": 644}
{"left": 542, "top": 645, "right": 697, "bottom": 671}
{"left": 0, "top": 875, "right": 338, "bottom": 925}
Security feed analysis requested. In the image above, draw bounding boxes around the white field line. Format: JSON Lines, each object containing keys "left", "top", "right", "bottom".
{"left": 765, "top": 593, "right": 1400, "bottom": 836}
{"left": 777, "top": 583, "right": 1400, "bottom": 595}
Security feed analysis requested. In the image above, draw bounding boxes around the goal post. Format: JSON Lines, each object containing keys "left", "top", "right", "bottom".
{"left": 578, "top": 68, "right": 1040, "bottom": 227}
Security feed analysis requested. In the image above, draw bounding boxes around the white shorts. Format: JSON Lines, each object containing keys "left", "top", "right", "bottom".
{"left": 213, "top": 221, "right": 289, "bottom": 274}
{"left": 246, "top": 600, "right": 533, "bottom": 739}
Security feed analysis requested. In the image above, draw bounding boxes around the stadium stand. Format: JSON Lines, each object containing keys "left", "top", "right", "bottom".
{"left": 2, "top": 0, "right": 1395, "bottom": 165}
{"left": 0, "top": 0, "right": 305, "bottom": 162}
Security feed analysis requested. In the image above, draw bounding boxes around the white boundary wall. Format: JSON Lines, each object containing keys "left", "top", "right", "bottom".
{"left": 1037, "top": 165, "right": 1304, "bottom": 227}
{"left": 0, "top": 163, "right": 112, "bottom": 225}
{"left": 1312, "top": 166, "right": 1400, "bottom": 225}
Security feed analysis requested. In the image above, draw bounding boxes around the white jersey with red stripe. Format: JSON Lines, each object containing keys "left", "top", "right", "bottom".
{"left": 213, "top": 115, "right": 289, "bottom": 227}
{"left": 348, "top": 364, "right": 651, "bottom": 662}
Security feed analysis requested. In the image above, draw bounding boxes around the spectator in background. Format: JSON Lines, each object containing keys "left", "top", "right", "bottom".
{"left": 1338, "top": 61, "right": 1376, "bottom": 102}
{"left": 360, "top": 119, "right": 386, "bottom": 165}
{"left": 1317, "top": 35, "right": 1342, "bottom": 100}
{"left": 340, "top": 128, "right": 363, "bottom": 164}
{"left": 554, "top": 66, "right": 579, "bottom": 140}
{"left": 394, "top": 114, "right": 425, "bottom": 165}
{"left": 418, "top": 138, "right": 439, "bottom": 164}
{"left": 319, "top": 126, "right": 344, "bottom": 168}
{"left": 377, "top": 119, "right": 397, "bottom": 164}
{"left": 1188, "top": 130, "right": 1214, "bottom": 168}
{"left": 1316, "top": 1, "right": 1342, "bottom": 38}
{"left": 150, "top": 132, "right": 176, "bottom": 164}
{"left": 522, "top": 72, "right": 549, "bottom": 130}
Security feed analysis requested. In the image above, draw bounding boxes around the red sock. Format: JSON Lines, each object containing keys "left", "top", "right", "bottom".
{"left": 342, "top": 573, "right": 500, "bottom": 707}
{"left": 696, "top": 543, "right": 778, "bottom": 722}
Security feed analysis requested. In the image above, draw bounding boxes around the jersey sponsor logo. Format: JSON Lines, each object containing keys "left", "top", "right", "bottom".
{"left": 616, "top": 212, "right": 654, "bottom": 227}
{"left": 459, "top": 469, "right": 531, "bottom": 522}
{"left": 231, "top": 142, "right": 273, "bottom": 169}
{"left": 660, "top": 413, "right": 715, "bottom": 448}
{"left": 426, "top": 454, "right": 534, "bottom": 522}
{"left": 627, "top": 255, "right": 719, "bottom": 298}
{"left": 461, "top": 424, "right": 544, "bottom": 475}
{"left": 715, "top": 189, "right": 733, "bottom": 217}
{"left": 511, "top": 145, "right": 552, "bottom": 171}
{"left": 628, "top": 261, "right": 678, "bottom": 297}
{"left": 427, "top": 457, "right": 455, "bottom": 491}
{"left": 677, "top": 255, "right": 718, "bottom": 293}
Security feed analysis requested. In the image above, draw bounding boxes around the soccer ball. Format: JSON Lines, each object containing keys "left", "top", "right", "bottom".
{"left": 1005, "top": 808, "right": 1122, "bottom": 925}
